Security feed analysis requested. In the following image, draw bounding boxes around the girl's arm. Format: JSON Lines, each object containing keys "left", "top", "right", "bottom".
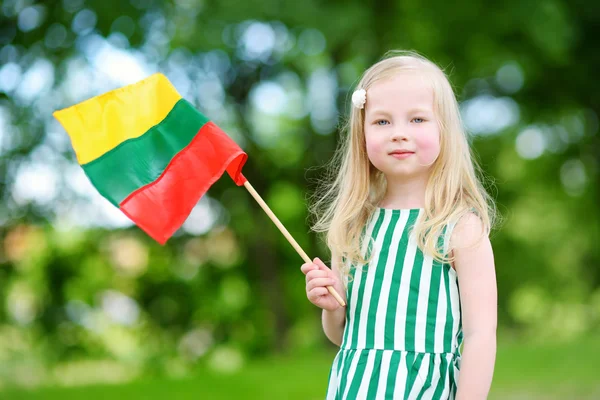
{"left": 452, "top": 213, "right": 497, "bottom": 400}
{"left": 320, "top": 255, "right": 346, "bottom": 346}
{"left": 301, "top": 255, "right": 347, "bottom": 346}
{"left": 322, "top": 307, "right": 346, "bottom": 346}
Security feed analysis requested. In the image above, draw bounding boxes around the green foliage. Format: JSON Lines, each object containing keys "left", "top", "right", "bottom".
{"left": 0, "top": 0, "right": 598, "bottom": 390}
{"left": 4, "top": 338, "right": 600, "bottom": 398}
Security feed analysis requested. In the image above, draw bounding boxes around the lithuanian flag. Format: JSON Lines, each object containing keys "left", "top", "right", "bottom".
{"left": 53, "top": 73, "right": 247, "bottom": 244}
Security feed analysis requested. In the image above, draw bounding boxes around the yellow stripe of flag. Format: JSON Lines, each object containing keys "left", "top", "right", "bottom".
{"left": 53, "top": 73, "right": 182, "bottom": 164}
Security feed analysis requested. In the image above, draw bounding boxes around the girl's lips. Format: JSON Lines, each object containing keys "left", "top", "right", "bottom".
{"left": 390, "top": 151, "right": 414, "bottom": 159}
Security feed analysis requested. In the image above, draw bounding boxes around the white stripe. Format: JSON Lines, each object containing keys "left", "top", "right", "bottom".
{"left": 443, "top": 218, "right": 461, "bottom": 351}
{"left": 407, "top": 353, "right": 431, "bottom": 399}
{"left": 335, "top": 350, "right": 350, "bottom": 399}
{"left": 414, "top": 254, "right": 433, "bottom": 352}
{"left": 374, "top": 210, "right": 409, "bottom": 349}
{"left": 394, "top": 210, "right": 421, "bottom": 349}
{"left": 420, "top": 355, "right": 442, "bottom": 400}
{"left": 342, "top": 351, "right": 361, "bottom": 399}
{"left": 443, "top": 219, "right": 457, "bottom": 255}
{"left": 449, "top": 360, "right": 460, "bottom": 399}
{"left": 392, "top": 353, "right": 408, "bottom": 399}
{"left": 374, "top": 350, "right": 393, "bottom": 399}
{"left": 434, "top": 266, "right": 448, "bottom": 353}
{"left": 356, "top": 211, "right": 392, "bottom": 349}
{"left": 326, "top": 351, "right": 341, "bottom": 400}
{"left": 437, "top": 353, "right": 453, "bottom": 400}
{"left": 344, "top": 215, "right": 378, "bottom": 348}
{"left": 355, "top": 351, "right": 377, "bottom": 399}
{"left": 449, "top": 272, "right": 461, "bottom": 351}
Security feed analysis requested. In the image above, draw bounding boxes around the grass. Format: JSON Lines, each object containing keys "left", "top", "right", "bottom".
{"left": 2, "top": 337, "right": 599, "bottom": 399}
{"left": 490, "top": 337, "right": 600, "bottom": 399}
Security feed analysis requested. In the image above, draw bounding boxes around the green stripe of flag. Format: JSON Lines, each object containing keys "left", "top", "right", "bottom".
{"left": 82, "top": 99, "right": 209, "bottom": 206}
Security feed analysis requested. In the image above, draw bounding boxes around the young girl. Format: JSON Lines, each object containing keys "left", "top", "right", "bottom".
{"left": 301, "top": 51, "right": 497, "bottom": 399}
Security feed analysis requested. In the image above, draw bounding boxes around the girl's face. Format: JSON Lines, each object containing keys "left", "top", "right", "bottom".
{"left": 364, "top": 72, "right": 441, "bottom": 181}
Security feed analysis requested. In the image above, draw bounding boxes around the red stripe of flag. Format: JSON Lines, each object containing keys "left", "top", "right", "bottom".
{"left": 120, "top": 122, "right": 247, "bottom": 244}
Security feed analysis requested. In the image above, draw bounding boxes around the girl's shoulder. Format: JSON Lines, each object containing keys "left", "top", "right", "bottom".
{"left": 449, "top": 211, "right": 488, "bottom": 253}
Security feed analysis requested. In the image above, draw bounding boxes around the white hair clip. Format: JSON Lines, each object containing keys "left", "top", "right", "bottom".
{"left": 351, "top": 88, "right": 366, "bottom": 109}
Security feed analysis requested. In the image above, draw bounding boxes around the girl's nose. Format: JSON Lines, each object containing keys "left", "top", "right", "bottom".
{"left": 390, "top": 127, "right": 408, "bottom": 141}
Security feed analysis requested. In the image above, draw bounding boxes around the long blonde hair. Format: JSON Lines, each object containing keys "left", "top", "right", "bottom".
{"left": 310, "top": 50, "right": 497, "bottom": 279}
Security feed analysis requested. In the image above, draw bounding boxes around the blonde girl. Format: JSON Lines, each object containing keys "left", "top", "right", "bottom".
{"left": 301, "top": 50, "right": 497, "bottom": 399}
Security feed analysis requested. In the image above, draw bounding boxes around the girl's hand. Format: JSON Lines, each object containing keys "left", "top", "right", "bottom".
{"left": 301, "top": 257, "right": 346, "bottom": 311}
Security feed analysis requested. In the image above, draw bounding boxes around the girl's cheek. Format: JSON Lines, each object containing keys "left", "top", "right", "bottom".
{"left": 415, "top": 132, "right": 440, "bottom": 165}
{"left": 365, "top": 134, "right": 384, "bottom": 156}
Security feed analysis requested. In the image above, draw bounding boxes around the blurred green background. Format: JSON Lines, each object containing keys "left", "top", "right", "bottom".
{"left": 0, "top": 0, "right": 599, "bottom": 398}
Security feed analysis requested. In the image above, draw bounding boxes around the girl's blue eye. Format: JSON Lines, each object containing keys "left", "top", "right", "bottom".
{"left": 376, "top": 120, "right": 389, "bottom": 125}
{"left": 412, "top": 117, "right": 425, "bottom": 123}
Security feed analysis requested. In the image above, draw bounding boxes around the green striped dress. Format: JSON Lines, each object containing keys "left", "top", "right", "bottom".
{"left": 326, "top": 208, "right": 462, "bottom": 400}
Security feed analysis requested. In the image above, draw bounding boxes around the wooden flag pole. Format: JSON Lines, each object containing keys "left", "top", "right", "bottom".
{"left": 243, "top": 180, "right": 346, "bottom": 307}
